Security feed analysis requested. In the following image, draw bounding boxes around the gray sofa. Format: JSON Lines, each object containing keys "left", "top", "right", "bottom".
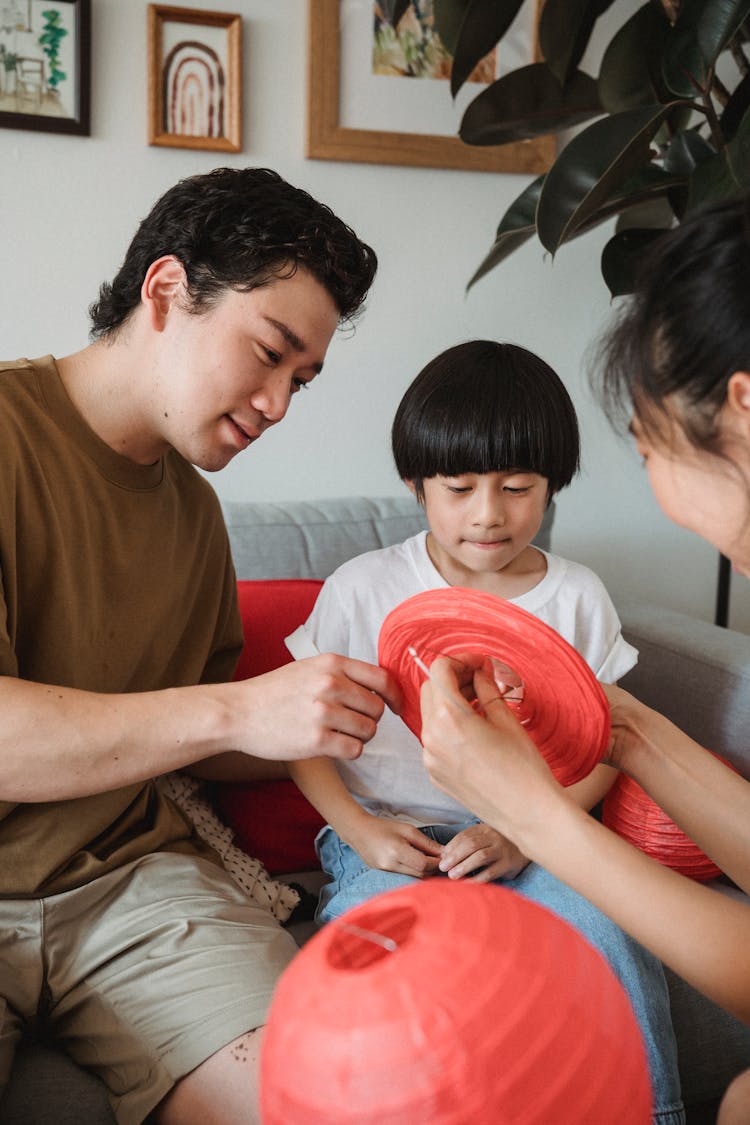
{"left": 3, "top": 494, "right": 750, "bottom": 1123}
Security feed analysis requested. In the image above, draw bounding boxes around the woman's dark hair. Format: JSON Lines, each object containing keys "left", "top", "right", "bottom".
{"left": 391, "top": 340, "right": 580, "bottom": 498}
{"left": 89, "top": 167, "right": 378, "bottom": 338}
{"left": 593, "top": 194, "right": 750, "bottom": 451}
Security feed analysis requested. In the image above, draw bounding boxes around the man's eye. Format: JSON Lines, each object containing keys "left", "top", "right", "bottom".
{"left": 263, "top": 347, "right": 281, "bottom": 364}
{"left": 292, "top": 378, "right": 310, "bottom": 392}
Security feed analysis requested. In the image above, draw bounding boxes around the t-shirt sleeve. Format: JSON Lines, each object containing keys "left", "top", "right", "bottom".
{"left": 285, "top": 574, "right": 351, "bottom": 661}
{"left": 574, "top": 570, "right": 638, "bottom": 683}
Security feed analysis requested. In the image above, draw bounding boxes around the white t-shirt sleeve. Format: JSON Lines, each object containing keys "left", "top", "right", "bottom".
{"left": 285, "top": 576, "right": 350, "bottom": 660}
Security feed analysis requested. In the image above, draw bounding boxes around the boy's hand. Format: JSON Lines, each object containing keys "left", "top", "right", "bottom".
{"left": 348, "top": 816, "right": 443, "bottom": 878}
{"left": 438, "top": 823, "right": 529, "bottom": 883}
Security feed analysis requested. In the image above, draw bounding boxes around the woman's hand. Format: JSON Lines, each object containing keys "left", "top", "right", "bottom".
{"left": 438, "top": 822, "right": 529, "bottom": 882}
{"left": 420, "top": 656, "right": 562, "bottom": 849}
{"left": 600, "top": 682, "right": 663, "bottom": 773}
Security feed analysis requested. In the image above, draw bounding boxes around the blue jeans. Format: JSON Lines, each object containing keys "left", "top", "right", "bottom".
{"left": 316, "top": 821, "right": 685, "bottom": 1125}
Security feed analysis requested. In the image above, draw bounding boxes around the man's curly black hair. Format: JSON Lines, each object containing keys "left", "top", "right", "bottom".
{"left": 89, "top": 167, "right": 378, "bottom": 338}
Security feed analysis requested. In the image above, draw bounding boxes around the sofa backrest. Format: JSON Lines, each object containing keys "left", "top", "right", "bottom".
{"left": 222, "top": 494, "right": 555, "bottom": 581}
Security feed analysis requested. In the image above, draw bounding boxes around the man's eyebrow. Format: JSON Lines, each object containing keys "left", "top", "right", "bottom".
{"left": 263, "top": 316, "right": 324, "bottom": 373}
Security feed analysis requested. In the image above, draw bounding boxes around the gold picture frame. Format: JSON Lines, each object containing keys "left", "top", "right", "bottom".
{"left": 147, "top": 4, "right": 241, "bottom": 152}
{"left": 307, "top": 0, "right": 554, "bottom": 174}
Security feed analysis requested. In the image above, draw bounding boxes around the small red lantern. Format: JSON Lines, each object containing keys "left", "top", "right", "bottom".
{"left": 603, "top": 769, "right": 727, "bottom": 881}
{"left": 261, "top": 881, "right": 652, "bottom": 1124}
{"left": 378, "top": 587, "right": 609, "bottom": 787}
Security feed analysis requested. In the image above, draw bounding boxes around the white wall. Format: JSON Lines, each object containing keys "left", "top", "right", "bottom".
{"left": 2, "top": 0, "right": 747, "bottom": 632}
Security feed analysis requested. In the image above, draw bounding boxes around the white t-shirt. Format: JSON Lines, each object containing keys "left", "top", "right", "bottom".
{"left": 286, "top": 531, "right": 637, "bottom": 826}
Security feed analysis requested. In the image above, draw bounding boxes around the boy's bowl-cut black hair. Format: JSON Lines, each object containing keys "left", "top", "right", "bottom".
{"left": 89, "top": 166, "right": 378, "bottom": 339}
{"left": 392, "top": 340, "right": 580, "bottom": 498}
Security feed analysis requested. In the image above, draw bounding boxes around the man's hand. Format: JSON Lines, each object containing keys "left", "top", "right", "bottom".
{"left": 438, "top": 822, "right": 529, "bottom": 882}
{"left": 231, "top": 653, "right": 402, "bottom": 762}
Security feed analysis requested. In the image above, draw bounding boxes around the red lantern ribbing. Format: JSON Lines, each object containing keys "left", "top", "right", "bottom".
{"left": 378, "top": 587, "right": 610, "bottom": 787}
{"left": 261, "top": 881, "right": 652, "bottom": 1124}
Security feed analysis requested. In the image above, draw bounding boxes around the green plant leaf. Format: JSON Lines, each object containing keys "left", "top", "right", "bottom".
{"left": 662, "top": 0, "right": 709, "bottom": 97}
{"left": 598, "top": 3, "right": 672, "bottom": 112}
{"left": 536, "top": 102, "right": 680, "bottom": 253}
{"left": 721, "top": 71, "right": 750, "bottom": 138}
{"left": 687, "top": 101, "right": 750, "bottom": 206}
{"left": 460, "top": 63, "right": 601, "bottom": 144}
{"left": 539, "top": 0, "right": 616, "bottom": 86}
{"left": 662, "top": 128, "right": 716, "bottom": 174}
{"left": 601, "top": 227, "right": 672, "bottom": 297}
{"left": 467, "top": 175, "right": 544, "bottom": 289}
{"left": 450, "top": 0, "right": 526, "bottom": 98}
{"left": 696, "top": 0, "right": 750, "bottom": 65}
{"left": 432, "top": 0, "right": 473, "bottom": 56}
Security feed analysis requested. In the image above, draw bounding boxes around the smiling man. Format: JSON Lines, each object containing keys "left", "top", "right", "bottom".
{"left": 0, "top": 167, "right": 398, "bottom": 1125}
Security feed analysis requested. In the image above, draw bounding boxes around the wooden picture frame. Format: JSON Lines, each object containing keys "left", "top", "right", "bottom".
{"left": 147, "top": 4, "right": 241, "bottom": 153}
{"left": 0, "top": 0, "right": 91, "bottom": 136}
{"left": 307, "top": 0, "right": 554, "bottom": 174}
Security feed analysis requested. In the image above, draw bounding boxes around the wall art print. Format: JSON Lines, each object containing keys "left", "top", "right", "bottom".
{"left": 307, "top": 0, "right": 553, "bottom": 173}
{"left": 147, "top": 4, "right": 241, "bottom": 153}
{"left": 0, "top": 0, "right": 90, "bottom": 135}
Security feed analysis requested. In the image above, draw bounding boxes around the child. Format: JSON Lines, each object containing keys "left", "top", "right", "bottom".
{"left": 287, "top": 340, "right": 685, "bottom": 1125}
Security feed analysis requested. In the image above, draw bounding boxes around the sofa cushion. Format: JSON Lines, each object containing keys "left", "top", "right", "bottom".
{"left": 212, "top": 578, "right": 326, "bottom": 874}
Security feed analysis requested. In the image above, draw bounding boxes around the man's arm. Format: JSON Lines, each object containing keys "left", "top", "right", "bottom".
{"left": 0, "top": 653, "right": 400, "bottom": 802}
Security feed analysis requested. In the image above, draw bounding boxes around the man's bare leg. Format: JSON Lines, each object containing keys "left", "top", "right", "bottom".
{"left": 154, "top": 1027, "right": 264, "bottom": 1125}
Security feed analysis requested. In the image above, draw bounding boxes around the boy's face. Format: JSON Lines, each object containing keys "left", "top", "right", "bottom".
{"left": 146, "top": 265, "right": 340, "bottom": 472}
{"left": 413, "top": 472, "right": 549, "bottom": 585}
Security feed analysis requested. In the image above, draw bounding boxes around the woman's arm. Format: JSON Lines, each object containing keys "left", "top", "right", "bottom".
{"left": 419, "top": 657, "right": 750, "bottom": 1024}
{"left": 603, "top": 683, "right": 750, "bottom": 895}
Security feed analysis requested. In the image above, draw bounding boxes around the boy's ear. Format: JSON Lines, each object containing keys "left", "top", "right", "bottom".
{"left": 141, "top": 255, "right": 187, "bottom": 330}
{"left": 404, "top": 479, "right": 424, "bottom": 504}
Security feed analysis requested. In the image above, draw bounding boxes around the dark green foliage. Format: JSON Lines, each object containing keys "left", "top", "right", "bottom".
{"left": 434, "top": 0, "right": 750, "bottom": 295}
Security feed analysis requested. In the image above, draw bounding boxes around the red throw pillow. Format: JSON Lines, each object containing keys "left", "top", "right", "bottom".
{"left": 212, "top": 579, "right": 326, "bottom": 874}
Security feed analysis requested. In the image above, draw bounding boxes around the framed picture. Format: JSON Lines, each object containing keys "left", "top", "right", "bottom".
{"left": 147, "top": 4, "right": 241, "bottom": 152}
{"left": 0, "top": 0, "right": 90, "bottom": 135}
{"left": 307, "top": 0, "right": 554, "bottom": 174}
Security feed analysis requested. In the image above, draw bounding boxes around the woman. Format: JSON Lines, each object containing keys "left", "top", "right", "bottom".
{"left": 419, "top": 195, "right": 750, "bottom": 1124}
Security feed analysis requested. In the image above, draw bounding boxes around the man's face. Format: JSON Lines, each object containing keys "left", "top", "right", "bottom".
{"left": 148, "top": 266, "right": 340, "bottom": 472}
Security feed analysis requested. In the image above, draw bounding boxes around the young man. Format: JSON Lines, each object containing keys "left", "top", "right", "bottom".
{"left": 0, "top": 166, "right": 399, "bottom": 1124}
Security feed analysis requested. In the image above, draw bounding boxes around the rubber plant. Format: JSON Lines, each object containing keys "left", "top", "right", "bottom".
{"left": 403, "top": 0, "right": 750, "bottom": 297}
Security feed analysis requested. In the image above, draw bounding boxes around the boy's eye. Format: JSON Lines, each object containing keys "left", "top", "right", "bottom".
{"left": 504, "top": 486, "right": 530, "bottom": 495}
{"left": 292, "top": 377, "right": 310, "bottom": 393}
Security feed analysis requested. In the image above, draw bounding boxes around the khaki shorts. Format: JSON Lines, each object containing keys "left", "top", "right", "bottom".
{"left": 0, "top": 852, "right": 297, "bottom": 1125}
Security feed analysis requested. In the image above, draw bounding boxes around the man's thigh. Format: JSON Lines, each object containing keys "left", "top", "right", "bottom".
{"left": 35, "top": 853, "right": 296, "bottom": 1125}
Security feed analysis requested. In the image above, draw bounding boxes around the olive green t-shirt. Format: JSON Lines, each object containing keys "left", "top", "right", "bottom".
{"left": 0, "top": 356, "right": 244, "bottom": 896}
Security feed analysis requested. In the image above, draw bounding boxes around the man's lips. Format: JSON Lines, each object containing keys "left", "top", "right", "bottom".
{"left": 227, "top": 415, "right": 262, "bottom": 446}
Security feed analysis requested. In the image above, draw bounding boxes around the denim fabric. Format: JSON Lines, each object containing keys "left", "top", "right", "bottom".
{"left": 316, "top": 822, "right": 685, "bottom": 1125}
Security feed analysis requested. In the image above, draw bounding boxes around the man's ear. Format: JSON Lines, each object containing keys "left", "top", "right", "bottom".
{"left": 726, "top": 372, "right": 750, "bottom": 419}
{"left": 141, "top": 256, "right": 187, "bottom": 330}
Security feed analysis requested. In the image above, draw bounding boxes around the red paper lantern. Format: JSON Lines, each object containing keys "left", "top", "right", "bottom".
{"left": 378, "top": 587, "right": 610, "bottom": 787}
{"left": 261, "top": 881, "right": 652, "bottom": 1124}
{"left": 603, "top": 768, "right": 728, "bottom": 881}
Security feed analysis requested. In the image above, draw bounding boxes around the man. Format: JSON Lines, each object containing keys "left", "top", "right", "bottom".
{"left": 0, "top": 166, "right": 399, "bottom": 1124}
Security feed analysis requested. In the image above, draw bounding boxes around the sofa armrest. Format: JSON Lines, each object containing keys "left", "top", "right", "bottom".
{"left": 618, "top": 602, "right": 750, "bottom": 778}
